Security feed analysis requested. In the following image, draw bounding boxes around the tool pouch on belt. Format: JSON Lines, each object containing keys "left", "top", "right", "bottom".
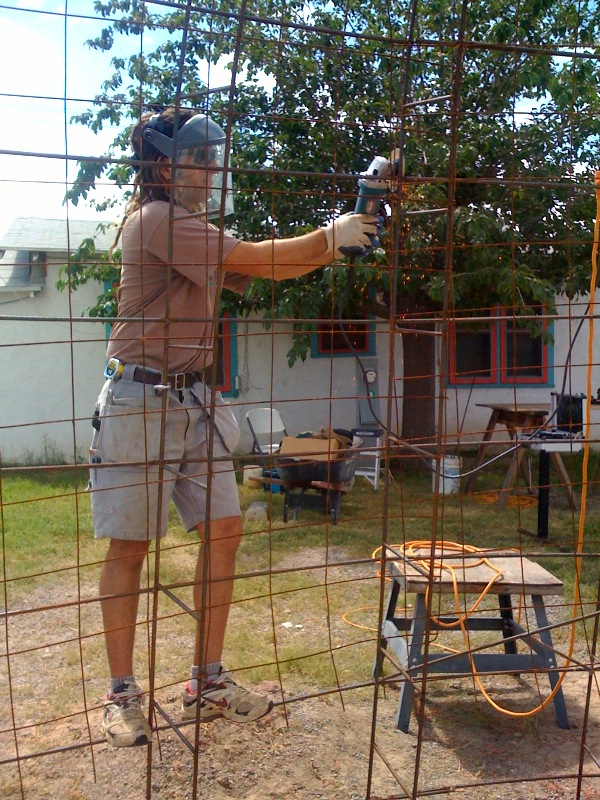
{"left": 190, "top": 382, "right": 240, "bottom": 454}
{"left": 91, "top": 380, "right": 165, "bottom": 465}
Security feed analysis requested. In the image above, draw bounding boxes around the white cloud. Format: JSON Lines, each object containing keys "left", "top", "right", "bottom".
{"left": 16, "top": 0, "right": 46, "bottom": 8}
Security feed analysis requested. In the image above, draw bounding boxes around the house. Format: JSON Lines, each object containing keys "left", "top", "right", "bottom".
{"left": 1, "top": 216, "right": 598, "bottom": 465}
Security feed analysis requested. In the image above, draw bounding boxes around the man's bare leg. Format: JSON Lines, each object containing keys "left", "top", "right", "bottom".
{"left": 100, "top": 538, "right": 151, "bottom": 677}
{"left": 192, "top": 515, "right": 242, "bottom": 665}
{"left": 183, "top": 515, "right": 272, "bottom": 722}
{"left": 100, "top": 538, "right": 153, "bottom": 746}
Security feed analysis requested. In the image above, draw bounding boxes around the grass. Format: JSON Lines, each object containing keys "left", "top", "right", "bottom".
{"left": 0, "top": 452, "right": 598, "bottom": 714}
{"left": 0, "top": 468, "right": 100, "bottom": 594}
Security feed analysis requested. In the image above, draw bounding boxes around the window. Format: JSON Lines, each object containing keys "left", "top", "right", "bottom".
{"left": 449, "top": 307, "right": 550, "bottom": 386}
{"left": 312, "top": 317, "right": 375, "bottom": 358}
{"left": 501, "top": 312, "right": 547, "bottom": 382}
{"left": 450, "top": 317, "right": 498, "bottom": 384}
{"left": 198, "top": 314, "right": 238, "bottom": 395}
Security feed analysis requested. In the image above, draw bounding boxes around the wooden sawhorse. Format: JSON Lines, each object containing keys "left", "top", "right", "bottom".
{"left": 375, "top": 547, "right": 569, "bottom": 732}
{"left": 464, "top": 403, "right": 549, "bottom": 507}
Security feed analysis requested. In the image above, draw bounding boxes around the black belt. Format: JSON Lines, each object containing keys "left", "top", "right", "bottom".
{"left": 131, "top": 367, "right": 206, "bottom": 390}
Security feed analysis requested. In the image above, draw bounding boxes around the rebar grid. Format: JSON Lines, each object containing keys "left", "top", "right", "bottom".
{"left": 2, "top": 0, "right": 600, "bottom": 798}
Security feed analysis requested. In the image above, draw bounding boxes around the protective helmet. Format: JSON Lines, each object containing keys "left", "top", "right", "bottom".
{"left": 141, "top": 112, "right": 234, "bottom": 218}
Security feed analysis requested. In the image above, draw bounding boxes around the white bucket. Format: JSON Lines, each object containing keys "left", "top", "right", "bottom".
{"left": 243, "top": 465, "right": 263, "bottom": 487}
{"left": 432, "top": 456, "right": 461, "bottom": 495}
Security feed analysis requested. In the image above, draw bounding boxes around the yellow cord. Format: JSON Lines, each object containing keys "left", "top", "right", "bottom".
{"left": 342, "top": 605, "right": 407, "bottom": 632}
{"left": 571, "top": 173, "right": 600, "bottom": 652}
{"left": 474, "top": 490, "right": 537, "bottom": 508}
{"left": 342, "top": 605, "right": 461, "bottom": 654}
{"left": 480, "top": 170, "right": 600, "bottom": 716}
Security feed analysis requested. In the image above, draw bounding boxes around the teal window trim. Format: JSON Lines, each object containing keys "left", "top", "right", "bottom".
{"left": 103, "top": 279, "right": 112, "bottom": 342}
{"left": 220, "top": 314, "right": 239, "bottom": 397}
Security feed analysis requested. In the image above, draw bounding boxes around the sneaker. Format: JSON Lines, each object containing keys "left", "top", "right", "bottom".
{"left": 101, "top": 681, "right": 152, "bottom": 747}
{"left": 182, "top": 670, "right": 273, "bottom": 723}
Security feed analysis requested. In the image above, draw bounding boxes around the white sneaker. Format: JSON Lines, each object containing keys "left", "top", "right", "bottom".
{"left": 182, "top": 670, "right": 273, "bottom": 723}
{"left": 102, "top": 681, "right": 152, "bottom": 747}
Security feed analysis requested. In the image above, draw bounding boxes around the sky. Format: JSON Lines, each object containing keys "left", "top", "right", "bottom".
{"left": 0, "top": 0, "right": 232, "bottom": 236}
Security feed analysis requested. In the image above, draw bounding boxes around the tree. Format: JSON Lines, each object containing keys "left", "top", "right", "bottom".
{"left": 65, "top": 0, "right": 600, "bottom": 444}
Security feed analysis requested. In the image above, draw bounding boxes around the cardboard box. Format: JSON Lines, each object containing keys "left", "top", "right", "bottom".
{"left": 278, "top": 436, "right": 340, "bottom": 461}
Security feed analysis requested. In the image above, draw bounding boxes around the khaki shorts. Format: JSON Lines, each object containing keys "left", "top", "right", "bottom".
{"left": 89, "top": 376, "right": 241, "bottom": 540}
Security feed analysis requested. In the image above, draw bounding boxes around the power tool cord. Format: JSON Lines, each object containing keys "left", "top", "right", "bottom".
{"left": 337, "top": 253, "right": 434, "bottom": 465}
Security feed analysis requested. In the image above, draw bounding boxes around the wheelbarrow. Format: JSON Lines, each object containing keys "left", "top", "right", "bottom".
{"left": 271, "top": 436, "right": 360, "bottom": 524}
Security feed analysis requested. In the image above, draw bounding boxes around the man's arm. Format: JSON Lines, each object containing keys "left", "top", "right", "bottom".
{"left": 224, "top": 230, "right": 328, "bottom": 279}
{"left": 223, "top": 213, "right": 378, "bottom": 280}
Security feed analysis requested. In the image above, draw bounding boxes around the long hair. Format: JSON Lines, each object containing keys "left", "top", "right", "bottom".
{"left": 111, "top": 106, "right": 197, "bottom": 254}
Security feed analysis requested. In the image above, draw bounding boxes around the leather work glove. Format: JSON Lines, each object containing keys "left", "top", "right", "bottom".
{"left": 323, "top": 212, "right": 380, "bottom": 258}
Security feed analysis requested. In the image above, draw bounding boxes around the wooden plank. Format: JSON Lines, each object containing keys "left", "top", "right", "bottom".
{"left": 475, "top": 403, "right": 550, "bottom": 414}
{"left": 254, "top": 476, "right": 349, "bottom": 492}
{"left": 391, "top": 549, "right": 564, "bottom": 596}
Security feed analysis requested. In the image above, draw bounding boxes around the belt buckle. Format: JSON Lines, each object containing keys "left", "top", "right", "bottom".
{"left": 173, "top": 372, "right": 186, "bottom": 391}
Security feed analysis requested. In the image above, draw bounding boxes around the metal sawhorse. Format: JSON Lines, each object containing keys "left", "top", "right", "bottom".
{"left": 375, "top": 547, "right": 569, "bottom": 732}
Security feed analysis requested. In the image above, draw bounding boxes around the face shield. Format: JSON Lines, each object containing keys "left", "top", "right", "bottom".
{"left": 142, "top": 113, "right": 234, "bottom": 218}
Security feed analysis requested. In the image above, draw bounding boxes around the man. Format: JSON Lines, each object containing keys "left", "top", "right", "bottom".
{"left": 90, "top": 106, "right": 379, "bottom": 747}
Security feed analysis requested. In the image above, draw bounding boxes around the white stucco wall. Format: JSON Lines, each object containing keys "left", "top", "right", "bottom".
{"left": 3, "top": 280, "right": 598, "bottom": 464}
{"left": 229, "top": 316, "right": 404, "bottom": 454}
{"left": 438, "top": 294, "right": 600, "bottom": 448}
{"left": 0, "top": 260, "right": 107, "bottom": 464}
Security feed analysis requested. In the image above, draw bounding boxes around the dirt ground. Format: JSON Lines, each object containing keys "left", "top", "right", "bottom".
{"left": 1, "top": 673, "right": 599, "bottom": 800}
{"left": 1, "top": 548, "right": 599, "bottom": 800}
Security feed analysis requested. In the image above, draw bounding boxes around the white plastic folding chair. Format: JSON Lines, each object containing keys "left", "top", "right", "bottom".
{"left": 353, "top": 426, "right": 383, "bottom": 491}
{"left": 245, "top": 408, "right": 287, "bottom": 455}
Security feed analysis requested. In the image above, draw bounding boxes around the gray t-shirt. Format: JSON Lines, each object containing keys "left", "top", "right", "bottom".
{"left": 107, "top": 201, "right": 249, "bottom": 374}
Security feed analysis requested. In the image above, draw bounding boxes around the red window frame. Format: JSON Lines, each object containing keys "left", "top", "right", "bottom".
{"left": 448, "top": 307, "right": 549, "bottom": 386}
{"left": 215, "top": 314, "right": 234, "bottom": 394}
{"left": 316, "top": 317, "right": 372, "bottom": 355}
